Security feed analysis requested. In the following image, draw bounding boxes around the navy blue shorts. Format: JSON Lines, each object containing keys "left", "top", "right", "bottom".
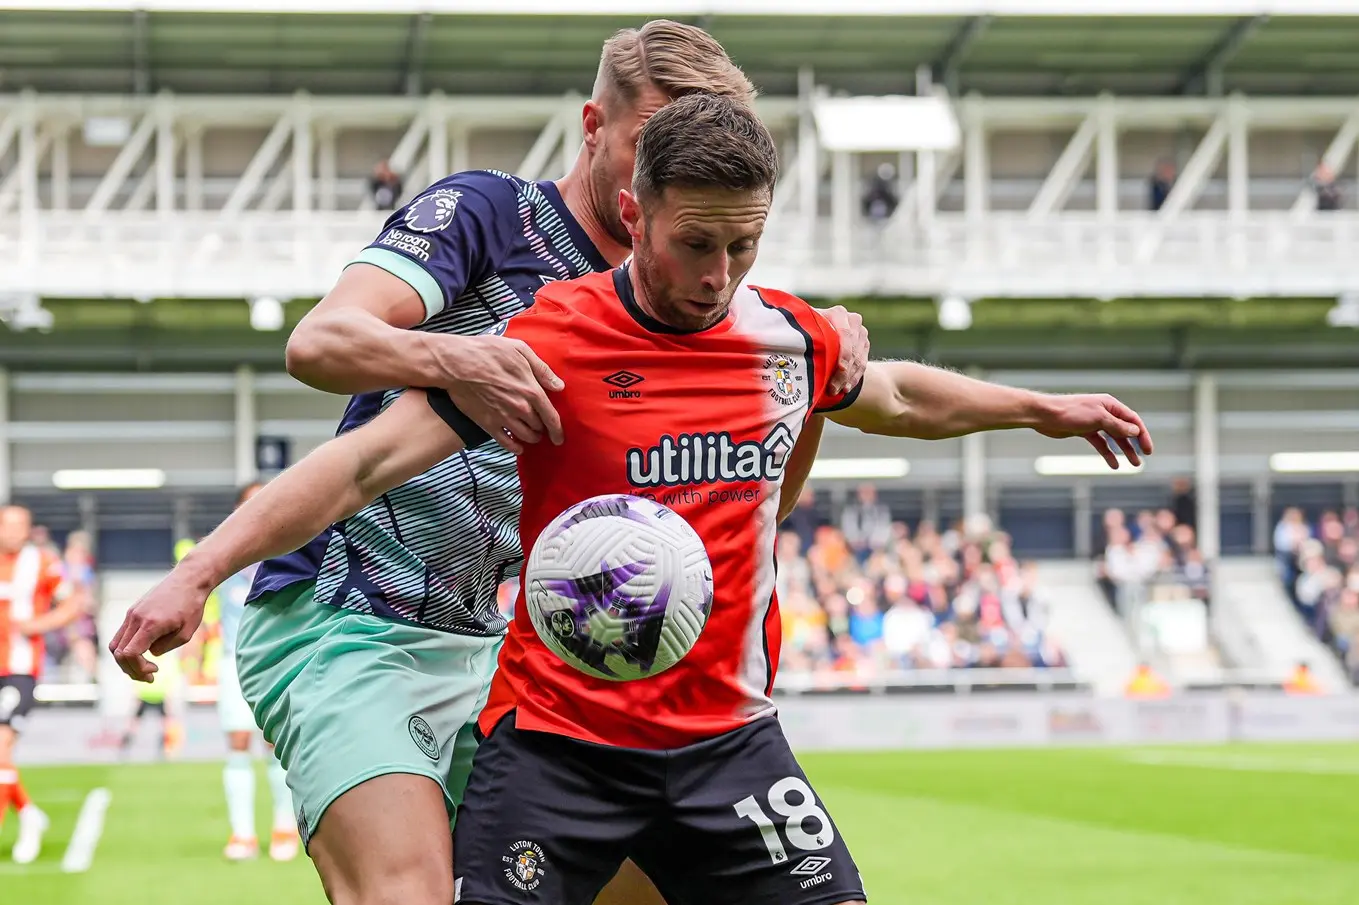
{"left": 454, "top": 714, "right": 866, "bottom": 905}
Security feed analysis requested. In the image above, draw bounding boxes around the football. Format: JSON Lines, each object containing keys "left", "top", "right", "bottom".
{"left": 524, "top": 494, "right": 714, "bottom": 681}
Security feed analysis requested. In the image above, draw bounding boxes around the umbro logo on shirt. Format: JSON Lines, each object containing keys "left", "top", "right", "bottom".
{"left": 604, "top": 371, "right": 644, "bottom": 399}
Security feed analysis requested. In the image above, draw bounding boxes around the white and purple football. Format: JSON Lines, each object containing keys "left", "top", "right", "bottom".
{"left": 524, "top": 494, "right": 713, "bottom": 682}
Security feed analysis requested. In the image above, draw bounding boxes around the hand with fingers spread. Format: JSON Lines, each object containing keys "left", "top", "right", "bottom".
{"left": 1033, "top": 393, "right": 1154, "bottom": 469}
{"left": 816, "top": 305, "right": 870, "bottom": 395}
{"left": 429, "top": 332, "right": 566, "bottom": 455}
{"left": 109, "top": 567, "right": 213, "bottom": 682}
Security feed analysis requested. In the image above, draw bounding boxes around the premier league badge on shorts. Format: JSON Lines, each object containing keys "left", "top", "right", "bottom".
{"left": 403, "top": 188, "right": 463, "bottom": 233}
{"left": 502, "top": 840, "right": 547, "bottom": 892}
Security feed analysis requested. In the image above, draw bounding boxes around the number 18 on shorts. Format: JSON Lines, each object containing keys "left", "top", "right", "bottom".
{"left": 453, "top": 716, "right": 867, "bottom": 905}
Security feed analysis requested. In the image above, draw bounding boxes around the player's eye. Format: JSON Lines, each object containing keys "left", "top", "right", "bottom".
{"left": 685, "top": 240, "right": 711, "bottom": 252}
{"left": 731, "top": 242, "right": 757, "bottom": 254}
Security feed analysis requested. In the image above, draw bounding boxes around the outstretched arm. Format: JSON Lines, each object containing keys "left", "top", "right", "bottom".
{"left": 110, "top": 390, "right": 467, "bottom": 681}
{"left": 828, "top": 361, "right": 1153, "bottom": 468}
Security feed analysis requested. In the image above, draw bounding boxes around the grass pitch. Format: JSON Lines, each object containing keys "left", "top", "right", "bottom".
{"left": 3, "top": 743, "right": 1356, "bottom": 905}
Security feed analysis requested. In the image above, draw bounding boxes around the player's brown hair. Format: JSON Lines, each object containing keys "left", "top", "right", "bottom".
{"left": 593, "top": 19, "right": 757, "bottom": 107}
{"left": 633, "top": 93, "right": 779, "bottom": 204}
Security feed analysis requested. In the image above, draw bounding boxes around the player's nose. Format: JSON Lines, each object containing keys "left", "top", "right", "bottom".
{"left": 700, "top": 253, "right": 730, "bottom": 294}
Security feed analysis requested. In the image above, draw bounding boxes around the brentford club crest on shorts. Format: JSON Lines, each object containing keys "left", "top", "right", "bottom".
{"left": 502, "top": 840, "right": 547, "bottom": 891}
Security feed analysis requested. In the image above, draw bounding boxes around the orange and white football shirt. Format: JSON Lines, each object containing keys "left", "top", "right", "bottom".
{"left": 435, "top": 266, "right": 861, "bottom": 750}
{"left": 0, "top": 545, "right": 66, "bottom": 678}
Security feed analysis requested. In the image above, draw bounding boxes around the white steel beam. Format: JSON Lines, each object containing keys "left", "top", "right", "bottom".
{"left": 83, "top": 107, "right": 157, "bottom": 216}
{"left": 1135, "top": 110, "right": 1230, "bottom": 262}
{"left": 358, "top": 111, "right": 430, "bottom": 211}
{"left": 1290, "top": 109, "right": 1359, "bottom": 216}
{"left": 155, "top": 94, "right": 175, "bottom": 213}
{"left": 1096, "top": 94, "right": 1118, "bottom": 218}
{"left": 123, "top": 164, "right": 156, "bottom": 211}
{"left": 221, "top": 110, "right": 295, "bottom": 216}
{"left": 560, "top": 92, "right": 583, "bottom": 178}
{"left": 293, "top": 93, "right": 313, "bottom": 213}
{"left": 0, "top": 107, "right": 18, "bottom": 167}
{"left": 797, "top": 67, "right": 819, "bottom": 249}
{"left": 184, "top": 126, "right": 203, "bottom": 211}
{"left": 1157, "top": 112, "right": 1230, "bottom": 219}
{"left": 17, "top": 91, "right": 38, "bottom": 259}
{"left": 427, "top": 92, "right": 449, "bottom": 185}
{"left": 831, "top": 150, "right": 853, "bottom": 267}
{"left": 516, "top": 113, "right": 566, "bottom": 181}
{"left": 451, "top": 124, "right": 470, "bottom": 174}
{"left": 317, "top": 125, "right": 337, "bottom": 211}
{"left": 1227, "top": 96, "right": 1249, "bottom": 217}
{"left": 963, "top": 97, "right": 988, "bottom": 221}
{"left": 50, "top": 127, "right": 69, "bottom": 210}
{"left": 0, "top": 127, "right": 52, "bottom": 215}
{"left": 1027, "top": 108, "right": 1098, "bottom": 218}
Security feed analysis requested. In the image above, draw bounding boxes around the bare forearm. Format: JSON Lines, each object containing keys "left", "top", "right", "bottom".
{"left": 22, "top": 596, "right": 83, "bottom": 635}
{"left": 877, "top": 362, "right": 1048, "bottom": 440}
{"left": 778, "top": 417, "right": 824, "bottom": 522}
{"left": 287, "top": 307, "right": 442, "bottom": 394}
{"left": 177, "top": 441, "right": 376, "bottom": 593}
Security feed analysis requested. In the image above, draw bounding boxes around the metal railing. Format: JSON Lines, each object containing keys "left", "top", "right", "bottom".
{"left": 7, "top": 209, "right": 1359, "bottom": 301}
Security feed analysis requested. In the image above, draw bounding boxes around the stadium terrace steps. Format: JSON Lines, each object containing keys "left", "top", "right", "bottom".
{"left": 1214, "top": 557, "right": 1351, "bottom": 693}
{"left": 1033, "top": 561, "right": 1139, "bottom": 697}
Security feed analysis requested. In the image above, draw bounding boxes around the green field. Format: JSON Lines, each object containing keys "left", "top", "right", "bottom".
{"left": 4, "top": 743, "right": 1358, "bottom": 905}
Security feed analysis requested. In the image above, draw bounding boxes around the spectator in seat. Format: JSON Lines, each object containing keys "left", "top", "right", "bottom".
{"left": 1274, "top": 507, "right": 1311, "bottom": 602}
{"left": 1311, "top": 162, "right": 1342, "bottom": 211}
{"left": 1149, "top": 158, "right": 1176, "bottom": 211}
{"left": 839, "top": 484, "right": 893, "bottom": 564}
{"left": 1171, "top": 477, "right": 1196, "bottom": 530}
{"left": 1283, "top": 661, "right": 1323, "bottom": 695}
{"left": 774, "top": 530, "right": 813, "bottom": 605}
{"left": 1328, "top": 587, "right": 1359, "bottom": 681}
{"left": 781, "top": 485, "right": 820, "bottom": 552}
{"left": 861, "top": 163, "right": 899, "bottom": 222}
{"left": 369, "top": 159, "right": 404, "bottom": 210}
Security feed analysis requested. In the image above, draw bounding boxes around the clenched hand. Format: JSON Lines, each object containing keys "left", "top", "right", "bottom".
{"left": 428, "top": 333, "right": 566, "bottom": 455}
{"left": 816, "top": 305, "right": 870, "bottom": 395}
{"left": 109, "top": 569, "right": 211, "bottom": 682}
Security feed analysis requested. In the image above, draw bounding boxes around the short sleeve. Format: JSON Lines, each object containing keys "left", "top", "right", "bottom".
{"left": 348, "top": 171, "right": 521, "bottom": 324}
{"left": 423, "top": 294, "right": 568, "bottom": 447}
{"left": 807, "top": 309, "right": 865, "bottom": 414}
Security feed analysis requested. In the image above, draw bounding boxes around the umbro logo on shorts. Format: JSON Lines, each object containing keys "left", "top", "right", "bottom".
{"left": 789, "top": 855, "right": 832, "bottom": 877}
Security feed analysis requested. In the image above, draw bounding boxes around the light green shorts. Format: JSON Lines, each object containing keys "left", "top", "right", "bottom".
{"left": 236, "top": 581, "right": 502, "bottom": 848}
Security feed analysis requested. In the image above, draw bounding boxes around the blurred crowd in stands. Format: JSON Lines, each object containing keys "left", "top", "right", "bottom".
{"left": 1095, "top": 479, "right": 1210, "bottom": 620}
{"left": 771, "top": 485, "right": 1066, "bottom": 683}
{"left": 1275, "top": 505, "right": 1359, "bottom": 683}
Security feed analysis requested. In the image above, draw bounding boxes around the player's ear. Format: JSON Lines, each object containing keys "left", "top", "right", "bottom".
{"left": 619, "top": 190, "right": 643, "bottom": 240}
{"left": 582, "top": 100, "right": 604, "bottom": 152}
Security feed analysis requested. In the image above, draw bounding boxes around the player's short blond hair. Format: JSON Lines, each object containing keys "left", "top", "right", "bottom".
{"left": 593, "top": 19, "right": 757, "bottom": 109}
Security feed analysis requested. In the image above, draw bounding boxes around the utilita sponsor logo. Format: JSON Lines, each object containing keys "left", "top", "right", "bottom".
{"left": 626, "top": 424, "right": 794, "bottom": 488}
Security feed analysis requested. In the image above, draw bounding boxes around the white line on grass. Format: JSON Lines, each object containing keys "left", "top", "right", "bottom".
{"left": 1124, "top": 752, "right": 1359, "bottom": 774}
{"left": 60, "top": 788, "right": 112, "bottom": 874}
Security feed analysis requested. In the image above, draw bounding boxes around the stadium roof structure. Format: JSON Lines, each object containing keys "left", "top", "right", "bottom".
{"left": 3, "top": 3, "right": 1359, "bottom": 97}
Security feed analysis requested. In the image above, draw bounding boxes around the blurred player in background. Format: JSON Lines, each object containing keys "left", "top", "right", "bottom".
{"left": 113, "top": 20, "right": 864, "bottom": 905}
{"left": 216, "top": 482, "right": 299, "bottom": 863}
{"left": 0, "top": 505, "right": 85, "bottom": 864}
{"left": 118, "top": 647, "right": 186, "bottom": 759}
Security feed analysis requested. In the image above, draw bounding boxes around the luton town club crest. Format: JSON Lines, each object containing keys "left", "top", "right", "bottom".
{"left": 763, "top": 354, "right": 803, "bottom": 405}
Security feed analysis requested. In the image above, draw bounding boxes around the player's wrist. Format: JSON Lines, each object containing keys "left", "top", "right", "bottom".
{"left": 176, "top": 546, "right": 230, "bottom": 594}
{"left": 410, "top": 331, "right": 474, "bottom": 389}
{"left": 1020, "top": 390, "right": 1058, "bottom": 431}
